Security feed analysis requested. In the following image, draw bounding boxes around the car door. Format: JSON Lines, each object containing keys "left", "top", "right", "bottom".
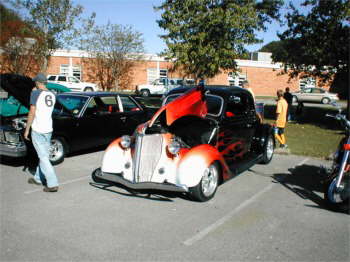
{"left": 300, "top": 88, "right": 312, "bottom": 102}
{"left": 153, "top": 79, "right": 167, "bottom": 95}
{"left": 67, "top": 76, "right": 81, "bottom": 91}
{"left": 310, "top": 88, "right": 324, "bottom": 102}
{"left": 72, "top": 96, "right": 107, "bottom": 150}
{"left": 218, "top": 92, "right": 255, "bottom": 168}
{"left": 97, "top": 95, "right": 127, "bottom": 143}
{"left": 53, "top": 94, "right": 101, "bottom": 152}
{"left": 56, "top": 75, "right": 71, "bottom": 89}
{"left": 118, "top": 95, "right": 147, "bottom": 135}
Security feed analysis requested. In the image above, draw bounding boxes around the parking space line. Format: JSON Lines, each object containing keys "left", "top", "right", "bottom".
{"left": 24, "top": 175, "right": 90, "bottom": 194}
{"left": 183, "top": 158, "right": 309, "bottom": 246}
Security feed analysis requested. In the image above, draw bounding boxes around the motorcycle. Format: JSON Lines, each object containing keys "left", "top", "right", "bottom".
{"left": 324, "top": 103, "right": 350, "bottom": 213}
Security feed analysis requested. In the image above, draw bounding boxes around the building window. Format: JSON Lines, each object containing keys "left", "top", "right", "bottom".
{"left": 73, "top": 66, "right": 81, "bottom": 80}
{"left": 147, "top": 68, "right": 158, "bottom": 84}
{"left": 60, "top": 65, "right": 69, "bottom": 75}
{"left": 159, "top": 69, "right": 168, "bottom": 79}
{"left": 299, "top": 77, "right": 316, "bottom": 90}
{"left": 228, "top": 74, "right": 246, "bottom": 87}
{"left": 238, "top": 75, "right": 247, "bottom": 87}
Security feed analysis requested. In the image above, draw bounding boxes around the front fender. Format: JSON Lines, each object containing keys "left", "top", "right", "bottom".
{"left": 101, "top": 138, "right": 133, "bottom": 180}
{"left": 176, "top": 144, "right": 224, "bottom": 187}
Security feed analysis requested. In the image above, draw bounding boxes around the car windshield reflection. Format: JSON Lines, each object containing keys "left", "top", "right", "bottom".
{"left": 55, "top": 95, "right": 89, "bottom": 116}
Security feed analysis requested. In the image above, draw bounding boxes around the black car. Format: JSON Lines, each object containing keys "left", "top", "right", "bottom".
{"left": 0, "top": 74, "right": 150, "bottom": 164}
{"left": 92, "top": 85, "right": 275, "bottom": 201}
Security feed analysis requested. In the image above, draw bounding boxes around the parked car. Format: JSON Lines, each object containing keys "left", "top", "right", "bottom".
{"left": 92, "top": 85, "right": 275, "bottom": 201}
{"left": 47, "top": 74, "right": 98, "bottom": 92}
{"left": 292, "top": 87, "right": 338, "bottom": 104}
{"left": 0, "top": 74, "right": 149, "bottom": 164}
{"left": 0, "top": 76, "right": 71, "bottom": 158}
{"left": 135, "top": 78, "right": 182, "bottom": 97}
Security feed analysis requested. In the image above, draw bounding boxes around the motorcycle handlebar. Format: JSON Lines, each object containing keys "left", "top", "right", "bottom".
{"left": 327, "top": 113, "right": 350, "bottom": 128}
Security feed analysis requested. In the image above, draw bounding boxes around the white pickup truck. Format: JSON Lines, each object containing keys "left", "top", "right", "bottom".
{"left": 135, "top": 78, "right": 184, "bottom": 97}
{"left": 47, "top": 75, "right": 98, "bottom": 92}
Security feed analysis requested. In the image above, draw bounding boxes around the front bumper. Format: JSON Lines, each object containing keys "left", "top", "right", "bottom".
{"left": 92, "top": 168, "right": 189, "bottom": 193}
{"left": 0, "top": 142, "right": 27, "bottom": 157}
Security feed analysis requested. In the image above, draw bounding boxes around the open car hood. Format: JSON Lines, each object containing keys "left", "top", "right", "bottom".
{"left": 149, "top": 85, "right": 207, "bottom": 127}
{"left": 0, "top": 74, "right": 35, "bottom": 109}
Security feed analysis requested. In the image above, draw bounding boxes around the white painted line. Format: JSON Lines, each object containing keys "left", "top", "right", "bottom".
{"left": 24, "top": 175, "right": 90, "bottom": 194}
{"left": 183, "top": 157, "right": 309, "bottom": 246}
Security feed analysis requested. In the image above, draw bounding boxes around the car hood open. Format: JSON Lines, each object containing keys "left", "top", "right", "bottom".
{"left": 149, "top": 85, "right": 208, "bottom": 127}
{"left": 0, "top": 74, "right": 35, "bottom": 109}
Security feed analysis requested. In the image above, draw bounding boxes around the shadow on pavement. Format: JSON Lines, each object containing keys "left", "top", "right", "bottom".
{"left": 273, "top": 164, "right": 331, "bottom": 211}
{"left": 89, "top": 182, "right": 190, "bottom": 202}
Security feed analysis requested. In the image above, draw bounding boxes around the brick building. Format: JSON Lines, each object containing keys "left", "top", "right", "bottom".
{"left": 47, "top": 49, "right": 328, "bottom": 96}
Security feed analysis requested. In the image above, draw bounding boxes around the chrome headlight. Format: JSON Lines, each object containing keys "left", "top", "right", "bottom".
{"left": 120, "top": 135, "right": 131, "bottom": 149}
{"left": 168, "top": 140, "right": 181, "bottom": 155}
{"left": 12, "top": 117, "right": 27, "bottom": 131}
{"left": 4, "top": 131, "right": 21, "bottom": 143}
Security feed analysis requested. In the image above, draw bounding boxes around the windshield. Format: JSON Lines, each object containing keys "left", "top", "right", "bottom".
{"left": 164, "top": 94, "right": 223, "bottom": 116}
{"left": 55, "top": 95, "right": 89, "bottom": 116}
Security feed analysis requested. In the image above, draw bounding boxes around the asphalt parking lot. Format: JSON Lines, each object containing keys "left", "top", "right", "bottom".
{"left": 0, "top": 151, "right": 349, "bottom": 262}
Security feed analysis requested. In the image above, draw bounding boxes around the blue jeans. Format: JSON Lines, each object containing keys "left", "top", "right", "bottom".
{"left": 31, "top": 130, "right": 58, "bottom": 188}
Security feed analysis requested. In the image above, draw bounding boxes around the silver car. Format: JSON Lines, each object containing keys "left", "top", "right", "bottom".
{"left": 292, "top": 88, "right": 338, "bottom": 104}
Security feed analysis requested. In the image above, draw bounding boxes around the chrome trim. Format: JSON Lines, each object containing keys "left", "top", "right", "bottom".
{"left": 133, "top": 133, "right": 143, "bottom": 183}
{"left": 94, "top": 168, "right": 188, "bottom": 193}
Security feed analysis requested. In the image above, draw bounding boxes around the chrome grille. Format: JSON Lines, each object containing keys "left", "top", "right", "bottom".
{"left": 134, "top": 134, "right": 163, "bottom": 182}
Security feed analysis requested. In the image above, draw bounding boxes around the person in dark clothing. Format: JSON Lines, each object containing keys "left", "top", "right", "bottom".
{"left": 283, "top": 87, "right": 293, "bottom": 121}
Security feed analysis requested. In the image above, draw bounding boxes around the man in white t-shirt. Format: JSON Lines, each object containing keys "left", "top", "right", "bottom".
{"left": 24, "top": 73, "right": 59, "bottom": 192}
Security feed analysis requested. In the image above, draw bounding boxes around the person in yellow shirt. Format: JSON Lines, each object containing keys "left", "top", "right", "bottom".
{"left": 275, "top": 89, "right": 288, "bottom": 148}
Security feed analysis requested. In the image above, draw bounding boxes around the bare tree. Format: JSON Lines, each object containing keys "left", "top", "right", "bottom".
{"left": 79, "top": 22, "right": 144, "bottom": 91}
{"left": 3, "top": 0, "right": 94, "bottom": 73}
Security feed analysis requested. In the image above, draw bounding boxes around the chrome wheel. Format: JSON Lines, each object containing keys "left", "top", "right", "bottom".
{"left": 201, "top": 164, "right": 219, "bottom": 197}
{"left": 327, "top": 175, "right": 350, "bottom": 204}
{"left": 260, "top": 134, "right": 274, "bottom": 164}
{"left": 266, "top": 137, "right": 274, "bottom": 160}
{"left": 49, "top": 138, "right": 65, "bottom": 164}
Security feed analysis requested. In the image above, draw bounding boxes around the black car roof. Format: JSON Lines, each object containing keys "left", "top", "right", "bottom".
{"left": 167, "top": 85, "right": 252, "bottom": 98}
{"left": 58, "top": 91, "right": 130, "bottom": 97}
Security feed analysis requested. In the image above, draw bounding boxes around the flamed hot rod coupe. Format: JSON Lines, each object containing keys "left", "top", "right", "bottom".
{"left": 92, "top": 85, "right": 275, "bottom": 201}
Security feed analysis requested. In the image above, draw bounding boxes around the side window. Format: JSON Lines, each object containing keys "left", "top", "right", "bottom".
{"left": 225, "top": 93, "right": 251, "bottom": 117}
{"left": 48, "top": 76, "right": 56, "bottom": 81}
{"left": 58, "top": 76, "right": 66, "bottom": 82}
{"left": 304, "top": 88, "right": 311, "bottom": 93}
{"left": 101, "top": 96, "right": 120, "bottom": 113}
{"left": 68, "top": 77, "right": 79, "bottom": 83}
{"left": 205, "top": 95, "right": 223, "bottom": 116}
{"left": 120, "top": 96, "right": 141, "bottom": 112}
{"left": 312, "top": 88, "right": 323, "bottom": 93}
{"left": 84, "top": 98, "right": 98, "bottom": 116}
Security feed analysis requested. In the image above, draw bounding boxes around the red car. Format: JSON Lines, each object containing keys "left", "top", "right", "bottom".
{"left": 92, "top": 85, "right": 275, "bottom": 201}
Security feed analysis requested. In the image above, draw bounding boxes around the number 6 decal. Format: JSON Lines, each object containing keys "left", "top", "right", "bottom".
{"left": 45, "top": 95, "right": 53, "bottom": 107}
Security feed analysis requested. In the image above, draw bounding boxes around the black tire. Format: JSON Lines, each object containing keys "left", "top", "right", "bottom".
{"left": 84, "top": 87, "right": 94, "bottom": 92}
{"left": 140, "top": 89, "right": 150, "bottom": 97}
{"left": 49, "top": 137, "right": 67, "bottom": 165}
{"left": 324, "top": 171, "right": 349, "bottom": 213}
{"left": 260, "top": 134, "right": 274, "bottom": 164}
{"left": 189, "top": 163, "right": 220, "bottom": 202}
{"left": 321, "top": 97, "right": 330, "bottom": 104}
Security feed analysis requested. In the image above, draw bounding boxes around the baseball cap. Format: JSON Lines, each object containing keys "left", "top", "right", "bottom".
{"left": 32, "top": 73, "right": 47, "bottom": 84}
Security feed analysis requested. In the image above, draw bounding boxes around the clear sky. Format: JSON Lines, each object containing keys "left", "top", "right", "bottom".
{"left": 74, "top": 0, "right": 300, "bottom": 54}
